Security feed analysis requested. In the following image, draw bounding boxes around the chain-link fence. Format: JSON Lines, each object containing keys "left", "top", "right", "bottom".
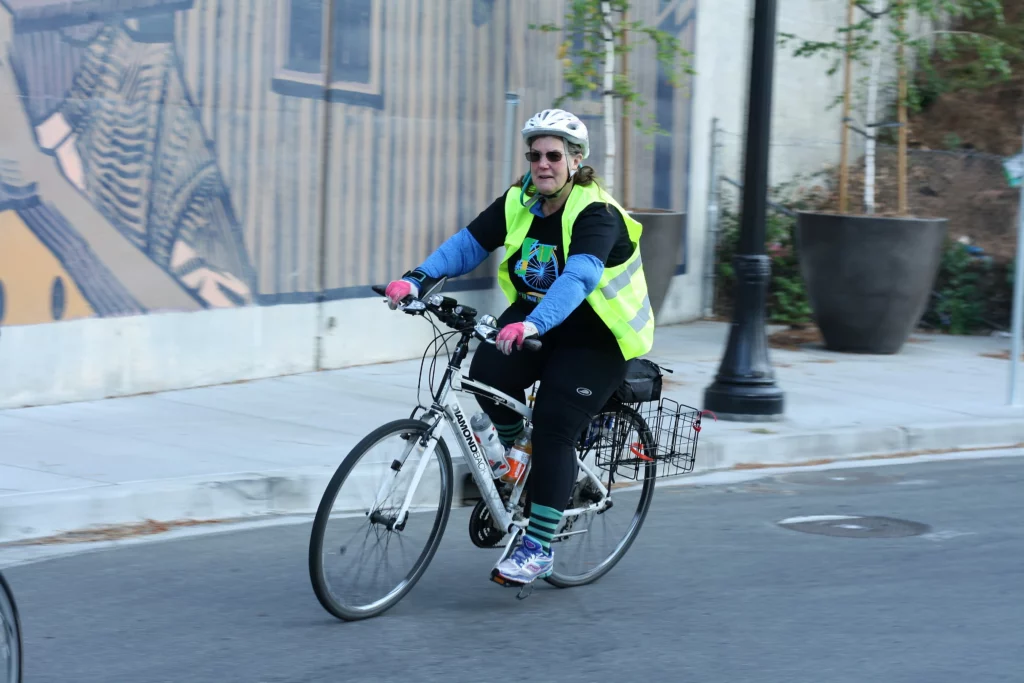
{"left": 704, "top": 122, "right": 1019, "bottom": 336}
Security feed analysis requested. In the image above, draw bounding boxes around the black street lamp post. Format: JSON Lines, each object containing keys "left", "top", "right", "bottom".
{"left": 703, "top": 0, "right": 785, "bottom": 420}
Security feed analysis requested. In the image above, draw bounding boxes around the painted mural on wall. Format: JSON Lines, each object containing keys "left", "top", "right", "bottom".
{"left": 0, "top": 0, "right": 696, "bottom": 328}
{"left": 0, "top": 160, "right": 147, "bottom": 324}
{"left": 0, "top": 0, "right": 254, "bottom": 326}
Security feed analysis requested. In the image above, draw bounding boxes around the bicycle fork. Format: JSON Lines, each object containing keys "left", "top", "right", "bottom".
{"left": 372, "top": 411, "right": 522, "bottom": 536}
{"left": 367, "top": 424, "right": 442, "bottom": 531}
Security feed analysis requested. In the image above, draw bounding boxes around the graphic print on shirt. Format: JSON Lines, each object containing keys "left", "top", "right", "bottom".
{"left": 514, "top": 237, "right": 559, "bottom": 303}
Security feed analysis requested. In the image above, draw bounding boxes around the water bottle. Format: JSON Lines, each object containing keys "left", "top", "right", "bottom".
{"left": 502, "top": 426, "right": 532, "bottom": 485}
{"left": 470, "top": 412, "right": 510, "bottom": 478}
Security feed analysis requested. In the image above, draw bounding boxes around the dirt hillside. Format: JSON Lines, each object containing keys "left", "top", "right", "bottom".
{"left": 818, "top": 1, "right": 1024, "bottom": 263}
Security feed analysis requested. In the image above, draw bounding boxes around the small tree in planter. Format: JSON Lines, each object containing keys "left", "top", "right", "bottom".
{"left": 778, "top": 0, "right": 1014, "bottom": 354}
{"left": 530, "top": 0, "right": 695, "bottom": 318}
{"left": 714, "top": 180, "right": 828, "bottom": 327}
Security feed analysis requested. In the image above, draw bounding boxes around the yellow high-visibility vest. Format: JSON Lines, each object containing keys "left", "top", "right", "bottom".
{"left": 498, "top": 182, "right": 654, "bottom": 360}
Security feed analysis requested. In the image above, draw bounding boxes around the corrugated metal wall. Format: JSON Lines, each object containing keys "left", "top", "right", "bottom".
{"left": 173, "top": 0, "right": 696, "bottom": 301}
{"left": 0, "top": 0, "right": 695, "bottom": 328}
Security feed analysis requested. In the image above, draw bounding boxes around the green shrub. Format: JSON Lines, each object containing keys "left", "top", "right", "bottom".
{"left": 713, "top": 181, "right": 824, "bottom": 327}
{"left": 920, "top": 240, "right": 1012, "bottom": 335}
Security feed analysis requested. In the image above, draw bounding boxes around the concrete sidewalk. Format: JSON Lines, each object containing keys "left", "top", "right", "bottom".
{"left": 3, "top": 319, "right": 1024, "bottom": 544}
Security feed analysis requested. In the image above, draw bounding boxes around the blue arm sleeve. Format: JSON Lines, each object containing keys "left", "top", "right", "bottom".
{"left": 525, "top": 254, "right": 604, "bottom": 335}
{"left": 404, "top": 228, "right": 489, "bottom": 282}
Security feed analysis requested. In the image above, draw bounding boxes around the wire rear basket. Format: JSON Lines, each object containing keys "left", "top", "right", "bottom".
{"left": 580, "top": 398, "right": 707, "bottom": 482}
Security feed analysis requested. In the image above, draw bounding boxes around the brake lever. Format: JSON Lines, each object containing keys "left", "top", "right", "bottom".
{"left": 474, "top": 322, "right": 543, "bottom": 352}
{"left": 370, "top": 284, "right": 422, "bottom": 313}
{"left": 371, "top": 285, "right": 541, "bottom": 351}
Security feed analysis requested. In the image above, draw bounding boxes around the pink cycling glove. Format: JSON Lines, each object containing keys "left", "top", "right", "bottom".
{"left": 495, "top": 321, "right": 539, "bottom": 355}
{"left": 384, "top": 279, "right": 418, "bottom": 309}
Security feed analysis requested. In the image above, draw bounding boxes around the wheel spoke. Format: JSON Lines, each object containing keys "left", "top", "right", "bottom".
{"left": 546, "top": 406, "right": 655, "bottom": 588}
{"left": 308, "top": 420, "right": 453, "bottom": 621}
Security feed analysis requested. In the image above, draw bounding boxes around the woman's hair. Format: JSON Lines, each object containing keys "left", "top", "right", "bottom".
{"left": 512, "top": 138, "right": 599, "bottom": 192}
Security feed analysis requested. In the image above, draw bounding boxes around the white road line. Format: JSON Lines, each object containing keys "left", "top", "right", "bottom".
{"left": 777, "top": 515, "right": 861, "bottom": 525}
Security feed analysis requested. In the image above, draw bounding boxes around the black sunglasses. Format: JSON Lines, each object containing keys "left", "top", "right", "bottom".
{"left": 525, "top": 150, "right": 564, "bottom": 163}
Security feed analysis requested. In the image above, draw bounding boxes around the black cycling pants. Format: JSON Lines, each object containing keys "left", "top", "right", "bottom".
{"left": 467, "top": 304, "right": 628, "bottom": 513}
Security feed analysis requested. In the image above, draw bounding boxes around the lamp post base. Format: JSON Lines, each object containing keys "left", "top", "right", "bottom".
{"left": 703, "top": 380, "right": 785, "bottom": 422}
{"left": 703, "top": 254, "right": 785, "bottom": 422}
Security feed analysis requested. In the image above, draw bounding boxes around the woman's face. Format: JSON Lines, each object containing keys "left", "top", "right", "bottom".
{"left": 528, "top": 136, "right": 581, "bottom": 195}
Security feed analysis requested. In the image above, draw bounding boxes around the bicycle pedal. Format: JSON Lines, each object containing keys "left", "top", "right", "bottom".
{"left": 489, "top": 569, "right": 523, "bottom": 588}
{"left": 489, "top": 569, "right": 536, "bottom": 599}
{"left": 490, "top": 569, "right": 532, "bottom": 588}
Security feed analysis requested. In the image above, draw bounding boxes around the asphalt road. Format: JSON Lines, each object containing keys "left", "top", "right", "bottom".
{"left": 3, "top": 456, "right": 1022, "bottom": 683}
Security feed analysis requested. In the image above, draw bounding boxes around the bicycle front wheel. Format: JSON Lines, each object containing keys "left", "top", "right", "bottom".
{"left": 545, "top": 404, "right": 656, "bottom": 588}
{"left": 0, "top": 572, "right": 22, "bottom": 683}
{"left": 309, "top": 418, "right": 454, "bottom": 621}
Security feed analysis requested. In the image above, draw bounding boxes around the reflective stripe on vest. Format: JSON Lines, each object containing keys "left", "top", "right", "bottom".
{"left": 498, "top": 182, "right": 654, "bottom": 360}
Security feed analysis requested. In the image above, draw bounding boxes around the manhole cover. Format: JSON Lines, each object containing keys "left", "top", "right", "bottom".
{"left": 776, "top": 470, "right": 897, "bottom": 487}
{"left": 777, "top": 515, "right": 931, "bottom": 538}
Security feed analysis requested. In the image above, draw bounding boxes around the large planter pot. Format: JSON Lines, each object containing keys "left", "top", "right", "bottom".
{"left": 631, "top": 208, "right": 686, "bottom": 319}
{"left": 795, "top": 211, "right": 948, "bottom": 354}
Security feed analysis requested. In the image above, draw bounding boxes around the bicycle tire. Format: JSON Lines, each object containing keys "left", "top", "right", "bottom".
{"left": 308, "top": 419, "right": 454, "bottom": 621}
{"left": 545, "top": 404, "right": 657, "bottom": 588}
{"left": 0, "top": 572, "right": 22, "bottom": 683}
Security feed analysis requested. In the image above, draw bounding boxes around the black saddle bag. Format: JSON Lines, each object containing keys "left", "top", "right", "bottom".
{"left": 612, "top": 358, "right": 663, "bottom": 404}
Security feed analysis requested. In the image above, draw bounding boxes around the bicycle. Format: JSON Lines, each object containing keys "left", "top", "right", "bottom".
{"left": 0, "top": 571, "right": 22, "bottom": 683}
{"left": 307, "top": 279, "right": 709, "bottom": 621}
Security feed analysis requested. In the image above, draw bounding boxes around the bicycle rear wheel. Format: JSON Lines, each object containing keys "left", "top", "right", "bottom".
{"left": 308, "top": 419, "right": 453, "bottom": 621}
{"left": 545, "top": 404, "right": 656, "bottom": 588}
{"left": 0, "top": 572, "right": 22, "bottom": 683}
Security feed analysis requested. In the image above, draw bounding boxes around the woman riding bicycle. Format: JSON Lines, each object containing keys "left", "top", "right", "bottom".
{"left": 385, "top": 108, "right": 654, "bottom": 585}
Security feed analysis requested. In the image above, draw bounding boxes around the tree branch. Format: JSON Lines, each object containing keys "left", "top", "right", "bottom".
{"left": 854, "top": 0, "right": 891, "bottom": 19}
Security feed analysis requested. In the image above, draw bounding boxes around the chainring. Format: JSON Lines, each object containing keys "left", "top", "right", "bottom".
{"left": 468, "top": 499, "right": 506, "bottom": 548}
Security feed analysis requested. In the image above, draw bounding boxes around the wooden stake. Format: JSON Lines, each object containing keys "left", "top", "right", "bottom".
{"left": 897, "top": 7, "right": 908, "bottom": 215}
{"left": 601, "top": 1, "right": 616, "bottom": 196}
{"left": 620, "top": 9, "right": 631, "bottom": 208}
{"left": 838, "top": 0, "right": 855, "bottom": 213}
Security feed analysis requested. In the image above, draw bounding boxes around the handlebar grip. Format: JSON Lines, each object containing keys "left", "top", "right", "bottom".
{"left": 371, "top": 284, "right": 387, "bottom": 296}
{"left": 523, "top": 338, "right": 543, "bottom": 352}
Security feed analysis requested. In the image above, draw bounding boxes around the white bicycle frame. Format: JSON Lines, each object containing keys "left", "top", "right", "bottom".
{"left": 373, "top": 330, "right": 613, "bottom": 553}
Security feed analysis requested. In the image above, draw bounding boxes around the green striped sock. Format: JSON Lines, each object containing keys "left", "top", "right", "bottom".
{"left": 494, "top": 420, "right": 525, "bottom": 448}
{"left": 526, "top": 503, "right": 562, "bottom": 551}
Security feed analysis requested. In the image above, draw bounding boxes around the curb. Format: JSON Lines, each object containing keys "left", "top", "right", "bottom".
{"left": 3, "top": 419, "right": 1024, "bottom": 545}
{"left": 701, "top": 418, "right": 1024, "bottom": 470}
{"left": 0, "top": 468, "right": 334, "bottom": 545}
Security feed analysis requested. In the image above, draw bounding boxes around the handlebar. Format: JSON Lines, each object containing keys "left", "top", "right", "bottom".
{"left": 371, "top": 284, "right": 542, "bottom": 352}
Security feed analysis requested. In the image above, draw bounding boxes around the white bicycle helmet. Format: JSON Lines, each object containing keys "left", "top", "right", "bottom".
{"left": 521, "top": 108, "right": 590, "bottom": 159}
